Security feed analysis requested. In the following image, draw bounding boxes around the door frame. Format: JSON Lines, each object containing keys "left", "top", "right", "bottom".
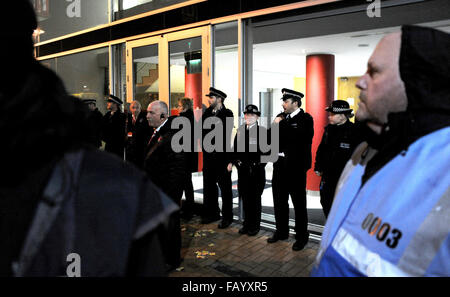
{"left": 125, "top": 26, "right": 211, "bottom": 108}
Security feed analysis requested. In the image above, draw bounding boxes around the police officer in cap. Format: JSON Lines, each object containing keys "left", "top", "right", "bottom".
{"left": 82, "top": 98, "right": 103, "bottom": 148}
{"left": 102, "top": 94, "right": 126, "bottom": 158}
{"left": 268, "top": 88, "right": 314, "bottom": 251}
{"left": 201, "top": 87, "right": 234, "bottom": 229}
{"left": 228, "top": 105, "right": 268, "bottom": 236}
{"left": 314, "top": 100, "right": 362, "bottom": 218}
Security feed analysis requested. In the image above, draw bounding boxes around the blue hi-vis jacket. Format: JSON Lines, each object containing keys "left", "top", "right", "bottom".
{"left": 311, "top": 127, "right": 450, "bottom": 277}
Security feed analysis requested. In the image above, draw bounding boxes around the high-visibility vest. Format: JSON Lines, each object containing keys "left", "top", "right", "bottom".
{"left": 312, "top": 127, "right": 450, "bottom": 277}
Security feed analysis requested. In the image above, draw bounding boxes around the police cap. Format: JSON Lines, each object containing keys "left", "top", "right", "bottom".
{"left": 281, "top": 88, "right": 304, "bottom": 103}
{"left": 243, "top": 104, "right": 261, "bottom": 116}
{"left": 107, "top": 94, "right": 123, "bottom": 105}
{"left": 205, "top": 87, "right": 227, "bottom": 100}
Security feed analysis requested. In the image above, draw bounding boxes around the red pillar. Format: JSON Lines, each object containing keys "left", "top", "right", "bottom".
{"left": 305, "top": 54, "right": 335, "bottom": 191}
{"left": 185, "top": 68, "right": 202, "bottom": 110}
{"left": 185, "top": 67, "right": 203, "bottom": 171}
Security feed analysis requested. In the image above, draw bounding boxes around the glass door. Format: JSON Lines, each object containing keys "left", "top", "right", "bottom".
{"left": 126, "top": 35, "right": 163, "bottom": 109}
{"left": 126, "top": 27, "right": 210, "bottom": 116}
{"left": 166, "top": 27, "right": 210, "bottom": 117}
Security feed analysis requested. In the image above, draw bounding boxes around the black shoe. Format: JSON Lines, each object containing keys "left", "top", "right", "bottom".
{"left": 238, "top": 227, "right": 248, "bottom": 234}
{"left": 218, "top": 219, "right": 232, "bottom": 229}
{"left": 166, "top": 258, "right": 183, "bottom": 272}
{"left": 201, "top": 216, "right": 220, "bottom": 224}
{"left": 247, "top": 229, "right": 260, "bottom": 236}
{"left": 292, "top": 240, "right": 308, "bottom": 251}
{"left": 267, "top": 232, "right": 289, "bottom": 243}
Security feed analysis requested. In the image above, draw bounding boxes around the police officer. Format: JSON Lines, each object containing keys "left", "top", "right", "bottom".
{"left": 201, "top": 87, "right": 234, "bottom": 229}
{"left": 102, "top": 94, "right": 126, "bottom": 158}
{"left": 228, "top": 105, "right": 267, "bottom": 236}
{"left": 268, "top": 88, "right": 314, "bottom": 251}
{"left": 82, "top": 98, "right": 103, "bottom": 148}
{"left": 314, "top": 100, "right": 362, "bottom": 218}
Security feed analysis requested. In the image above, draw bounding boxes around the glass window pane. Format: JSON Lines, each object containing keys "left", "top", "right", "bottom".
{"left": 169, "top": 37, "right": 202, "bottom": 115}
{"left": 111, "top": 44, "right": 127, "bottom": 105}
{"left": 56, "top": 47, "right": 110, "bottom": 114}
{"left": 113, "top": 0, "right": 190, "bottom": 21}
{"left": 132, "top": 44, "right": 159, "bottom": 110}
{"left": 32, "top": 0, "right": 109, "bottom": 43}
{"left": 213, "top": 21, "right": 239, "bottom": 125}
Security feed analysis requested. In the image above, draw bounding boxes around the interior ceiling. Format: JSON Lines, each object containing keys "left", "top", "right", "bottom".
{"left": 134, "top": 20, "right": 450, "bottom": 77}
{"left": 253, "top": 20, "right": 450, "bottom": 77}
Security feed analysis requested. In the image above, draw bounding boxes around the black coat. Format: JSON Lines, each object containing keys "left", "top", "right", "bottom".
{"left": 0, "top": 60, "right": 176, "bottom": 276}
{"left": 126, "top": 111, "right": 151, "bottom": 168}
{"left": 144, "top": 117, "right": 186, "bottom": 203}
{"left": 314, "top": 120, "right": 362, "bottom": 181}
{"left": 86, "top": 108, "right": 103, "bottom": 148}
{"left": 179, "top": 109, "right": 198, "bottom": 173}
{"left": 230, "top": 123, "right": 268, "bottom": 168}
{"left": 20, "top": 148, "right": 177, "bottom": 277}
{"left": 102, "top": 110, "right": 126, "bottom": 157}
{"left": 201, "top": 104, "right": 234, "bottom": 168}
{"left": 276, "top": 109, "right": 314, "bottom": 171}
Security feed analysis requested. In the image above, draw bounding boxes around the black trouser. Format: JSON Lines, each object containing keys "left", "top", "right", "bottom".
{"left": 238, "top": 165, "right": 265, "bottom": 232}
{"left": 181, "top": 172, "right": 195, "bottom": 215}
{"left": 319, "top": 176, "right": 339, "bottom": 218}
{"left": 272, "top": 158, "right": 309, "bottom": 241}
{"left": 161, "top": 190, "right": 183, "bottom": 269}
{"left": 202, "top": 162, "right": 233, "bottom": 221}
{"left": 164, "top": 210, "right": 181, "bottom": 268}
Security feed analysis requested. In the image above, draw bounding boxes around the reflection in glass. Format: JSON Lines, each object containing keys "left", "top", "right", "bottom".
{"left": 213, "top": 21, "right": 238, "bottom": 124}
{"left": 56, "top": 47, "right": 110, "bottom": 115}
{"left": 31, "top": 0, "right": 109, "bottom": 42}
{"left": 132, "top": 44, "right": 159, "bottom": 111}
{"left": 113, "top": 0, "right": 190, "bottom": 20}
{"left": 169, "top": 37, "right": 202, "bottom": 115}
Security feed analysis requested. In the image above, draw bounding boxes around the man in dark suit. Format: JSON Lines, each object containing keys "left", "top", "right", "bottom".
{"left": 201, "top": 87, "right": 234, "bottom": 229}
{"left": 268, "top": 88, "right": 314, "bottom": 251}
{"left": 102, "top": 94, "right": 126, "bottom": 158}
{"left": 125, "top": 100, "right": 151, "bottom": 168}
{"left": 144, "top": 100, "right": 186, "bottom": 271}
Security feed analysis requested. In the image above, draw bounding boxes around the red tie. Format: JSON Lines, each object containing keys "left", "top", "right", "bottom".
{"left": 148, "top": 130, "right": 158, "bottom": 147}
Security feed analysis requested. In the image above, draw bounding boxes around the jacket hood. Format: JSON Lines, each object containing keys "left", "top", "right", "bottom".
{"left": 400, "top": 25, "right": 450, "bottom": 114}
{"left": 385, "top": 25, "right": 450, "bottom": 145}
{"left": 363, "top": 25, "right": 450, "bottom": 184}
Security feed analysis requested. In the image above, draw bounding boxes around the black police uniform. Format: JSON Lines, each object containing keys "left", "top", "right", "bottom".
{"left": 314, "top": 101, "right": 362, "bottom": 218}
{"left": 201, "top": 88, "right": 234, "bottom": 227}
{"left": 231, "top": 105, "right": 267, "bottom": 235}
{"left": 270, "top": 89, "right": 314, "bottom": 249}
{"left": 82, "top": 99, "right": 103, "bottom": 148}
{"left": 102, "top": 95, "right": 126, "bottom": 158}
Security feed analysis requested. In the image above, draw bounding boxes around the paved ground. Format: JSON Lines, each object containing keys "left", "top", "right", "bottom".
{"left": 169, "top": 216, "right": 319, "bottom": 277}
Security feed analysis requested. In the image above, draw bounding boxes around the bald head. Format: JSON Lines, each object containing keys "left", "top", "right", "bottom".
{"left": 146, "top": 100, "right": 169, "bottom": 128}
{"left": 355, "top": 32, "right": 408, "bottom": 133}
